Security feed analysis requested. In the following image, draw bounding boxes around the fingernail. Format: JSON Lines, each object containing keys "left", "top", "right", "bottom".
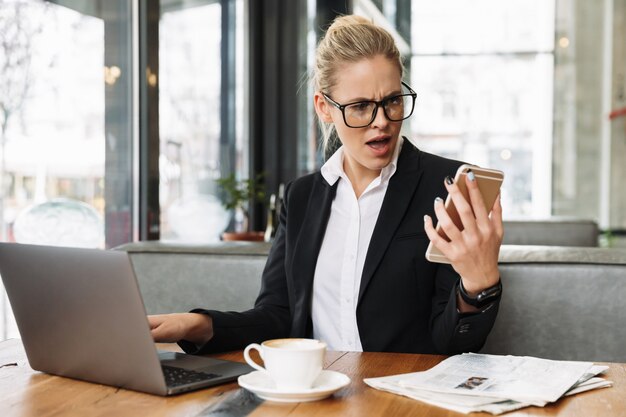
{"left": 434, "top": 197, "right": 443, "bottom": 205}
{"left": 445, "top": 176, "right": 453, "bottom": 185}
{"left": 423, "top": 214, "right": 429, "bottom": 223}
{"left": 467, "top": 170, "right": 475, "bottom": 182}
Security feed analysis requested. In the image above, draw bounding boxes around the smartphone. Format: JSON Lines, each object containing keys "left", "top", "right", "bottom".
{"left": 425, "top": 164, "right": 504, "bottom": 264}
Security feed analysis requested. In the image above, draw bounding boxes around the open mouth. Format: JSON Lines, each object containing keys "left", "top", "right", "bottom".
{"left": 365, "top": 136, "right": 391, "bottom": 150}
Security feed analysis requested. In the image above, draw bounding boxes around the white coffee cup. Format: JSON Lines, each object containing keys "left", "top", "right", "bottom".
{"left": 243, "top": 338, "right": 326, "bottom": 391}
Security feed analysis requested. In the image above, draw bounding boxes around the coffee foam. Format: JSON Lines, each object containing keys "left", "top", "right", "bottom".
{"left": 264, "top": 338, "right": 325, "bottom": 350}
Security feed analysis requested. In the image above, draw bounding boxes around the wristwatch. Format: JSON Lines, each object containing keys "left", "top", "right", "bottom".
{"left": 458, "top": 279, "right": 502, "bottom": 309}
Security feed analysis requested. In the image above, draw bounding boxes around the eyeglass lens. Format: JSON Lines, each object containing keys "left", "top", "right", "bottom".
{"left": 344, "top": 94, "right": 414, "bottom": 127}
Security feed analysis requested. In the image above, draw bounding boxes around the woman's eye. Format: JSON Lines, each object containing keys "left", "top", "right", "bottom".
{"left": 387, "top": 96, "right": 402, "bottom": 106}
{"left": 348, "top": 102, "right": 372, "bottom": 114}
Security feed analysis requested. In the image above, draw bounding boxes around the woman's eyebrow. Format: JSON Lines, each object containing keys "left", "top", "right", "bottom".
{"left": 344, "top": 89, "right": 403, "bottom": 103}
{"left": 383, "top": 89, "right": 403, "bottom": 98}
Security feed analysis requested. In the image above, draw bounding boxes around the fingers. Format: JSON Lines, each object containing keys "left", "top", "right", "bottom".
{"left": 491, "top": 193, "right": 504, "bottom": 241}
{"left": 426, "top": 170, "right": 503, "bottom": 286}
{"left": 147, "top": 314, "right": 182, "bottom": 343}
{"left": 433, "top": 195, "right": 463, "bottom": 243}
{"left": 148, "top": 315, "right": 168, "bottom": 342}
{"left": 426, "top": 175, "right": 474, "bottom": 262}
{"left": 147, "top": 315, "right": 164, "bottom": 329}
{"left": 427, "top": 169, "right": 504, "bottom": 267}
{"left": 464, "top": 170, "right": 490, "bottom": 227}
{"left": 148, "top": 313, "right": 213, "bottom": 344}
{"left": 443, "top": 174, "right": 479, "bottom": 236}
{"left": 424, "top": 214, "right": 452, "bottom": 255}
{"left": 150, "top": 327, "right": 166, "bottom": 342}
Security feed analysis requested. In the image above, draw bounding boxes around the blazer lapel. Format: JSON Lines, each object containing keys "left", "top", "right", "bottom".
{"left": 290, "top": 175, "right": 337, "bottom": 334}
{"left": 358, "top": 142, "right": 423, "bottom": 303}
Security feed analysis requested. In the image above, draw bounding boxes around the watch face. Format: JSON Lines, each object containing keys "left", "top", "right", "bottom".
{"left": 475, "top": 283, "right": 502, "bottom": 307}
{"left": 477, "top": 286, "right": 502, "bottom": 302}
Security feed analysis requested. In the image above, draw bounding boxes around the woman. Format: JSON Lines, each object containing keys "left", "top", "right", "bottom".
{"left": 150, "top": 15, "right": 503, "bottom": 354}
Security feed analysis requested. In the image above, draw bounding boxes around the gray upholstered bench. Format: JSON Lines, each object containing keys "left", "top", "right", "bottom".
{"left": 117, "top": 241, "right": 268, "bottom": 314}
{"left": 484, "top": 245, "right": 626, "bottom": 362}
{"left": 116, "top": 242, "right": 626, "bottom": 362}
{"left": 502, "top": 218, "right": 599, "bottom": 247}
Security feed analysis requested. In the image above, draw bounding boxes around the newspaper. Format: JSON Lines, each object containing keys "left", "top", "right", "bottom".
{"left": 364, "top": 353, "right": 612, "bottom": 415}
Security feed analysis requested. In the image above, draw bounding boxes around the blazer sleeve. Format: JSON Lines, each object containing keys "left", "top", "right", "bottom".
{"left": 179, "top": 185, "right": 294, "bottom": 354}
{"left": 429, "top": 263, "right": 501, "bottom": 354}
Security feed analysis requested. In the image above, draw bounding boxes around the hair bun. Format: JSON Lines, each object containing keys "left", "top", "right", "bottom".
{"left": 327, "top": 15, "right": 372, "bottom": 32}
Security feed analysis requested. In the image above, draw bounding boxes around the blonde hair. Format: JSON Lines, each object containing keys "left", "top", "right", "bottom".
{"left": 313, "top": 15, "right": 404, "bottom": 156}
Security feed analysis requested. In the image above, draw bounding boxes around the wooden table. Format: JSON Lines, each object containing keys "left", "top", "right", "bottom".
{"left": 0, "top": 338, "right": 624, "bottom": 417}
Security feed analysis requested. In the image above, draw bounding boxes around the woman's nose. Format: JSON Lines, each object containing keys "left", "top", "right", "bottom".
{"left": 370, "top": 104, "right": 389, "bottom": 129}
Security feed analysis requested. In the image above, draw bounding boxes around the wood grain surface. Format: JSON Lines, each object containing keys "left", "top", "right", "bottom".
{"left": 0, "top": 339, "right": 623, "bottom": 417}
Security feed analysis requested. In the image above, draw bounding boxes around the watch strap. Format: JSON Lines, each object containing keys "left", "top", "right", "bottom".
{"left": 458, "top": 279, "right": 502, "bottom": 308}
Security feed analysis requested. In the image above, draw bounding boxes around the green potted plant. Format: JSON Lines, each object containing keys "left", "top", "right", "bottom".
{"left": 216, "top": 173, "right": 266, "bottom": 241}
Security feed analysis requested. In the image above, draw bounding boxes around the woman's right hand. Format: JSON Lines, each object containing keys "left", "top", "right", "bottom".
{"left": 148, "top": 313, "right": 213, "bottom": 345}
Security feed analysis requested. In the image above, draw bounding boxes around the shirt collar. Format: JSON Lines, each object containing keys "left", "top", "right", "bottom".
{"left": 321, "top": 136, "right": 404, "bottom": 186}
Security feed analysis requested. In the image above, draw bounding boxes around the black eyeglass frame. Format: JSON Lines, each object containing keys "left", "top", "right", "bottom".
{"left": 322, "top": 81, "right": 417, "bottom": 128}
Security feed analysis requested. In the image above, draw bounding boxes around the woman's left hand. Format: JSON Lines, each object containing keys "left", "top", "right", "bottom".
{"left": 424, "top": 171, "right": 503, "bottom": 295}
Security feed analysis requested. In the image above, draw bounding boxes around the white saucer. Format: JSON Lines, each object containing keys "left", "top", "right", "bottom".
{"left": 238, "top": 370, "right": 350, "bottom": 403}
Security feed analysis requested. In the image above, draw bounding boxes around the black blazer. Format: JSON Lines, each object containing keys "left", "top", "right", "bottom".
{"left": 184, "top": 140, "right": 500, "bottom": 355}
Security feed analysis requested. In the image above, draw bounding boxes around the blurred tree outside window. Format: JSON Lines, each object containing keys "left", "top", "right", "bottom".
{"left": 0, "top": 0, "right": 133, "bottom": 339}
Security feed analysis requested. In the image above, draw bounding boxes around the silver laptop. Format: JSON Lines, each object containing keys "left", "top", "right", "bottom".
{"left": 0, "top": 242, "right": 252, "bottom": 396}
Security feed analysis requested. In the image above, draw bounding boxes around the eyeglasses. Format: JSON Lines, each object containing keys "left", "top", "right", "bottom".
{"left": 322, "top": 81, "right": 417, "bottom": 128}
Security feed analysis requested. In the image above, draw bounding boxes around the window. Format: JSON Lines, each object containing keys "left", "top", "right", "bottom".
{"left": 411, "top": 0, "right": 555, "bottom": 217}
{"left": 159, "top": 0, "right": 245, "bottom": 242}
{"left": 0, "top": 0, "right": 248, "bottom": 340}
{"left": 0, "top": 0, "right": 134, "bottom": 338}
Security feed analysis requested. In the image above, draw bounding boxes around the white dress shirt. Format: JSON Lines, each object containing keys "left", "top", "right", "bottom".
{"left": 311, "top": 137, "right": 403, "bottom": 351}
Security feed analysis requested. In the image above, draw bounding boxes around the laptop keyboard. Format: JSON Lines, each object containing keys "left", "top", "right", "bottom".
{"left": 162, "top": 365, "right": 222, "bottom": 388}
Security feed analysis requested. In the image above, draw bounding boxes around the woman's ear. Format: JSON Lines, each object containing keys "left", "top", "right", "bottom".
{"left": 314, "top": 92, "right": 333, "bottom": 123}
